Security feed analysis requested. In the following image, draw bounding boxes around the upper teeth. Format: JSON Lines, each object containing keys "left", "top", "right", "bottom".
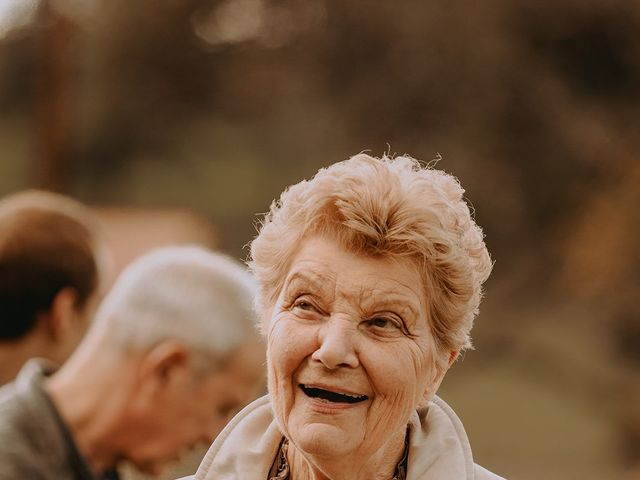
{"left": 342, "top": 392, "right": 366, "bottom": 399}
{"left": 303, "top": 385, "right": 365, "bottom": 398}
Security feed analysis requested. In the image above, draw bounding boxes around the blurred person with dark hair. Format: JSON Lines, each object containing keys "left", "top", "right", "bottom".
{"left": 0, "top": 190, "right": 111, "bottom": 385}
{"left": 0, "top": 246, "right": 264, "bottom": 480}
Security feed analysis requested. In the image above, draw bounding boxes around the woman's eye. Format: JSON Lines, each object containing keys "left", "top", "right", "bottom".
{"left": 293, "top": 299, "right": 316, "bottom": 312}
{"left": 367, "top": 317, "right": 398, "bottom": 329}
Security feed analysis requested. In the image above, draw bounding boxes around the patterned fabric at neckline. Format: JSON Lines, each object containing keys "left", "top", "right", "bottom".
{"left": 267, "top": 430, "right": 410, "bottom": 480}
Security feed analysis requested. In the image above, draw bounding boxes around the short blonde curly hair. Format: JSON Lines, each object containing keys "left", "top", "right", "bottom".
{"left": 249, "top": 153, "right": 492, "bottom": 354}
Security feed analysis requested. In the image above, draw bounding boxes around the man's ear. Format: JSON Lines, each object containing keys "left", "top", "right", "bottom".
{"left": 137, "top": 341, "right": 189, "bottom": 393}
{"left": 46, "top": 287, "right": 79, "bottom": 341}
{"left": 419, "top": 349, "right": 460, "bottom": 407}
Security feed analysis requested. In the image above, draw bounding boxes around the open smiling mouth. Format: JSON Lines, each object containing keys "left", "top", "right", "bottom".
{"left": 299, "top": 384, "right": 369, "bottom": 404}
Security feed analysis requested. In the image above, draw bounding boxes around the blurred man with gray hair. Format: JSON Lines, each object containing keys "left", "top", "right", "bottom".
{"left": 0, "top": 246, "right": 265, "bottom": 479}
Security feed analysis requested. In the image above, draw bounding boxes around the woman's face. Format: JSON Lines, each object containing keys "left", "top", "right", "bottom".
{"left": 266, "top": 236, "right": 445, "bottom": 461}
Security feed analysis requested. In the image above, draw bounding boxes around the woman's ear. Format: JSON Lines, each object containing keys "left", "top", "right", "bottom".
{"left": 261, "top": 305, "right": 275, "bottom": 337}
{"left": 446, "top": 350, "right": 460, "bottom": 368}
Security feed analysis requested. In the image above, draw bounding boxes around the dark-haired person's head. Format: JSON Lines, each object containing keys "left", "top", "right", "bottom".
{"left": 0, "top": 190, "right": 110, "bottom": 384}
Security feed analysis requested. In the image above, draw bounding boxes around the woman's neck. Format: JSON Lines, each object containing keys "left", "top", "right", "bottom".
{"left": 287, "top": 427, "right": 406, "bottom": 480}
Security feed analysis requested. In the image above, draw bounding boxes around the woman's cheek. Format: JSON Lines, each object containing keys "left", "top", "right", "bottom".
{"left": 268, "top": 318, "right": 305, "bottom": 373}
{"left": 364, "top": 345, "right": 422, "bottom": 403}
{"left": 267, "top": 318, "right": 310, "bottom": 437}
{"left": 266, "top": 344, "right": 290, "bottom": 434}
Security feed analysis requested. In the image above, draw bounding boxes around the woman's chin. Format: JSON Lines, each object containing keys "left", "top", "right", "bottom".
{"left": 293, "top": 422, "right": 362, "bottom": 457}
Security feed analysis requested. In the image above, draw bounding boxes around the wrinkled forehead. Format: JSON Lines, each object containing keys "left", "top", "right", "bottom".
{"left": 277, "top": 237, "right": 427, "bottom": 317}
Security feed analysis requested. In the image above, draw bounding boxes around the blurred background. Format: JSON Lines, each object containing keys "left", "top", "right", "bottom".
{"left": 1, "top": 0, "right": 639, "bottom": 478}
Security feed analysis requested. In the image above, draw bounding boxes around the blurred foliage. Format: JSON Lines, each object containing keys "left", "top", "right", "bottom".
{"left": 1, "top": 0, "right": 639, "bottom": 477}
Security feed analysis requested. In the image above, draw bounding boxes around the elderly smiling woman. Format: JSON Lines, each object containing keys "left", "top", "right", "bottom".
{"left": 192, "top": 154, "right": 504, "bottom": 480}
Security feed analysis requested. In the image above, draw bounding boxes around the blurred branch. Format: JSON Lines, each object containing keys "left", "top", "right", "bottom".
{"left": 33, "top": 0, "right": 76, "bottom": 193}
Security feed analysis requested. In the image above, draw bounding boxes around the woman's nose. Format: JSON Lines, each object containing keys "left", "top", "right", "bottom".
{"left": 311, "top": 318, "right": 359, "bottom": 369}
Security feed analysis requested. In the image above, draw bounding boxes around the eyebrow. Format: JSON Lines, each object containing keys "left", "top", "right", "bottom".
{"left": 359, "top": 283, "right": 423, "bottom": 324}
{"left": 363, "top": 296, "right": 420, "bottom": 321}
{"left": 282, "top": 269, "right": 335, "bottom": 297}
